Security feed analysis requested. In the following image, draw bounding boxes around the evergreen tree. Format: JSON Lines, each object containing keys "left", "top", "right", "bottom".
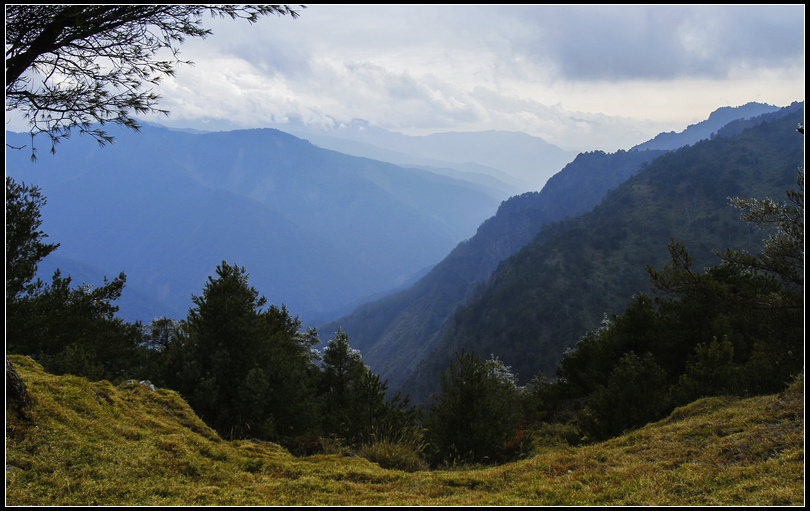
{"left": 6, "top": 177, "right": 142, "bottom": 382}
{"left": 139, "top": 317, "right": 185, "bottom": 388}
{"left": 171, "top": 261, "right": 319, "bottom": 440}
{"left": 142, "top": 316, "right": 181, "bottom": 352}
{"left": 426, "top": 350, "right": 521, "bottom": 465}
{"left": 578, "top": 351, "right": 669, "bottom": 440}
{"left": 5, "top": 177, "right": 59, "bottom": 302}
{"left": 319, "top": 328, "right": 367, "bottom": 440}
{"left": 319, "top": 329, "right": 421, "bottom": 445}
{"left": 717, "top": 164, "right": 803, "bottom": 304}
{"left": 670, "top": 337, "right": 739, "bottom": 405}
{"left": 7, "top": 268, "right": 144, "bottom": 382}
{"left": 259, "top": 308, "right": 321, "bottom": 439}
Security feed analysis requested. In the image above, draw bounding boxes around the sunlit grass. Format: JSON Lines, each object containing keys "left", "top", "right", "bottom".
{"left": 6, "top": 355, "right": 803, "bottom": 506}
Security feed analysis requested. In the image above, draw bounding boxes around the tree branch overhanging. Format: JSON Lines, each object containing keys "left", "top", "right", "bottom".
{"left": 6, "top": 5, "right": 304, "bottom": 158}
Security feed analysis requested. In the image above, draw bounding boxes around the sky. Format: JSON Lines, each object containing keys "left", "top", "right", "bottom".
{"left": 9, "top": 4, "right": 807, "bottom": 152}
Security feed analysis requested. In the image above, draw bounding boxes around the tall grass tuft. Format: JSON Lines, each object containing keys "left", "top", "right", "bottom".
{"left": 356, "top": 425, "right": 428, "bottom": 472}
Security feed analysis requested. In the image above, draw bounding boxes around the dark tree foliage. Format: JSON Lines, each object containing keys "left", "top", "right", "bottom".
{"left": 319, "top": 329, "right": 421, "bottom": 445}
{"left": 319, "top": 329, "right": 368, "bottom": 440}
{"left": 5, "top": 177, "right": 59, "bottom": 302}
{"left": 5, "top": 5, "right": 301, "bottom": 156}
{"left": 717, "top": 165, "right": 804, "bottom": 301}
{"left": 141, "top": 316, "right": 181, "bottom": 352}
{"left": 6, "top": 177, "right": 143, "bottom": 382}
{"left": 670, "top": 337, "right": 739, "bottom": 405}
{"left": 578, "top": 351, "right": 669, "bottom": 440}
{"left": 7, "top": 269, "right": 144, "bottom": 382}
{"left": 552, "top": 159, "right": 804, "bottom": 441}
{"left": 426, "top": 350, "right": 521, "bottom": 466}
{"left": 138, "top": 316, "right": 184, "bottom": 389}
{"left": 168, "top": 261, "right": 320, "bottom": 441}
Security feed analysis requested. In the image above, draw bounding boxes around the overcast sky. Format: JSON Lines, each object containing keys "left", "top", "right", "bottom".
{"left": 11, "top": 4, "right": 807, "bottom": 152}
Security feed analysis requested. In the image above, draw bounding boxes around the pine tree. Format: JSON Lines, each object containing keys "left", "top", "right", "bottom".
{"left": 172, "top": 261, "right": 319, "bottom": 440}
{"left": 718, "top": 163, "right": 804, "bottom": 305}
{"left": 319, "top": 328, "right": 373, "bottom": 441}
{"left": 426, "top": 350, "right": 521, "bottom": 465}
{"left": 319, "top": 329, "right": 421, "bottom": 445}
{"left": 579, "top": 351, "right": 669, "bottom": 440}
{"left": 6, "top": 177, "right": 142, "bottom": 382}
{"left": 5, "top": 177, "right": 59, "bottom": 302}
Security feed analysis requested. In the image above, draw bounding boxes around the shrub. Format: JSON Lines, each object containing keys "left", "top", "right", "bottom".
{"left": 287, "top": 435, "right": 324, "bottom": 457}
{"left": 579, "top": 351, "right": 670, "bottom": 440}
{"left": 357, "top": 438, "right": 428, "bottom": 472}
{"left": 528, "top": 422, "right": 583, "bottom": 453}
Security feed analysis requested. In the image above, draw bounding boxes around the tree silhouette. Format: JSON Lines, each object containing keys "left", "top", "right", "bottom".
{"left": 6, "top": 5, "right": 302, "bottom": 157}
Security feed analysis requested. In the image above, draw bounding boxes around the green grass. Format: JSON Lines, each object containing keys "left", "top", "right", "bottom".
{"left": 5, "top": 355, "right": 804, "bottom": 505}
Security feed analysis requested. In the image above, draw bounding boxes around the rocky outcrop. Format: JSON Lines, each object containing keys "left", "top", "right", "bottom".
{"left": 6, "top": 357, "right": 30, "bottom": 418}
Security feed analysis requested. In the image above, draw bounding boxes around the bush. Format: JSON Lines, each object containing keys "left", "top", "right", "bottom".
{"left": 286, "top": 435, "right": 324, "bottom": 457}
{"left": 671, "top": 337, "right": 739, "bottom": 405}
{"left": 494, "top": 425, "right": 530, "bottom": 463}
{"left": 579, "top": 351, "right": 670, "bottom": 440}
{"left": 353, "top": 425, "right": 427, "bottom": 472}
{"left": 357, "top": 440, "right": 428, "bottom": 472}
{"left": 528, "top": 422, "right": 583, "bottom": 453}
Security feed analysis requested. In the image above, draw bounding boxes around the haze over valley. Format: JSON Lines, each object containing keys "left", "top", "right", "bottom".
{"left": 6, "top": 8, "right": 805, "bottom": 503}
{"left": 6, "top": 101, "right": 802, "bottom": 403}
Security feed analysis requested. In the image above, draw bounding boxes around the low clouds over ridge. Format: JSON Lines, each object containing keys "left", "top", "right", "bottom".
{"left": 8, "top": 5, "right": 802, "bottom": 152}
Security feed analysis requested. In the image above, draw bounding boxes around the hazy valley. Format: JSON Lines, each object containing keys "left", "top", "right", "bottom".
{"left": 7, "top": 6, "right": 804, "bottom": 506}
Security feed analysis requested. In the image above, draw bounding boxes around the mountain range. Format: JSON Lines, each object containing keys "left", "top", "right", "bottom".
{"left": 5, "top": 99, "right": 798, "bottom": 400}
{"left": 6, "top": 126, "right": 516, "bottom": 323}
{"left": 320, "top": 101, "right": 803, "bottom": 403}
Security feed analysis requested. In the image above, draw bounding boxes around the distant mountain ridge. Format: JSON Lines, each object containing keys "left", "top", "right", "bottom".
{"left": 276, "top": 120, "right": 580, "bottom": 192}
{"left": 277, "top": 130, "right": 525, "bottom": 197}
{"left": 6, "top": 125, "right": 506, "bottom": 324}
{"left": 631, "top": 102, "right": 779, "bottom": 151}
{"left": 320, "top": 101, "right": 803, "bottom": 400}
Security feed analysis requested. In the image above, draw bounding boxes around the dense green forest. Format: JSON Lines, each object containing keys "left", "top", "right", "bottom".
{"left": 6, "top": 108, "right": 803, "bottom": 468}
{"left": 400, "top": 105, "right": 804, "bottom": 406}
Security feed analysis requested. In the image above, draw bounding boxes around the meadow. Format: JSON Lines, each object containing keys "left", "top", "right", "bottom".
{"left": 5, "top": 354, "right": 803, "bottom": 506}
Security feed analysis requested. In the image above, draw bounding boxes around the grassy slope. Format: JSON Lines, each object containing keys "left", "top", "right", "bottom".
{"left": 5, "top": 354, "right": 804, "bottom": 506}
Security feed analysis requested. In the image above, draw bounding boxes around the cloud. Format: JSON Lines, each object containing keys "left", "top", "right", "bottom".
{"left": 20, "top": 4, "right": 796, "bottom": 151}
{"left": 498, "top": 5, "right": 804, "bottom": 82}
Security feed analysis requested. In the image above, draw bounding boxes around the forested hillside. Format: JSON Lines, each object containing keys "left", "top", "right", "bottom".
{"left": 401, "top": 103, "right": 804, "bottom": 405}
{"left": 323, "top": 148, "right": 666, "bottom": 390}
{"left": 325, "top": 103, "right": 802, "bottom": 398}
